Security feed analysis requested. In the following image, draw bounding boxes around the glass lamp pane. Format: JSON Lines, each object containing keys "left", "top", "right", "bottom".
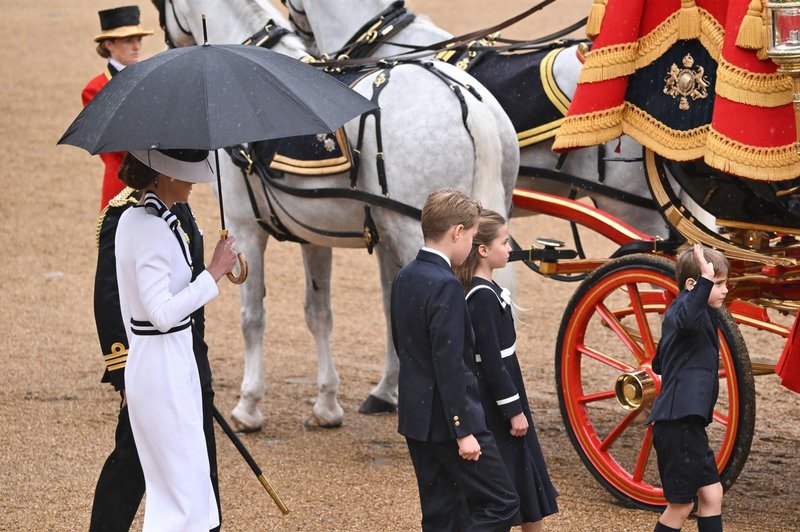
{"left": 774, "top": 9, "right": 800, "bottom": 51}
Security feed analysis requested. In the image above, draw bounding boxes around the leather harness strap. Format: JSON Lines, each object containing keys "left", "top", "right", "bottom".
{"left": 331, "top": 0, "right": 417, "bottom": 60}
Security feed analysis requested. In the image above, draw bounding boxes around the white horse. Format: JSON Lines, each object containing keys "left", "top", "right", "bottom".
{"left": 157, "top": 0, "right": 520, "bottom": 430}
{"left": 282, "top": 0, "right": 673, "bottom": 239}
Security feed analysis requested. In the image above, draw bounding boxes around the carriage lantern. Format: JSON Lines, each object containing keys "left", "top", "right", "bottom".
{"left": 766, "top": 0, "right": 800, "bottom": 153}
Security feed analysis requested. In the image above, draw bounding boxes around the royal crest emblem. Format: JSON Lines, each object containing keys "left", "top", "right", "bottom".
{"left": 663, "top": 53, "right": 709, "bottom": 111}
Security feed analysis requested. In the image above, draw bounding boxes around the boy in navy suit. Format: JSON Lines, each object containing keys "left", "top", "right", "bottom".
{"left": 390, "top": 188, "right": 519, "bottom": 532}
{"left": 648, "top": 244, "right": 730, "bottom": 532}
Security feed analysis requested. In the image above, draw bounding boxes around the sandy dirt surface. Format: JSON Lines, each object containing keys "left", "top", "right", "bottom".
{"left": 2, "top": 0, "right": 799, "bottom": 530}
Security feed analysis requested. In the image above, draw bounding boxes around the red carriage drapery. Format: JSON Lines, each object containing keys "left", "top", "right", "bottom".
{"left": 552, "top": 0, "right": 800, "bottom": 182}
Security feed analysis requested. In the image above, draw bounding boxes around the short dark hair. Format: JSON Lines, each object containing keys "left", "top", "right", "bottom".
{"left": 421, "top": 188, "right": 481, "bottom": 243}
{"left": 675, "top": 243, "right": 729, "bottom": 289}
{"left": 118, "top": 152, "right": 158, "bottom": 189}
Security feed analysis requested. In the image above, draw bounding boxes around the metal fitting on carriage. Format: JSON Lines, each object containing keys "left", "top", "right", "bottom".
{"left": 614, "top": 370, "right": 657, "bottom": 410}
{"left": 535, "top": 237, "right": 566, "bottom": 275}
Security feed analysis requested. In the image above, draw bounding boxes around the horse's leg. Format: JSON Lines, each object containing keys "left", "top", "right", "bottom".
{"left": 300, "top": 243, "right": 344, "bottom": 428}
{"left": 230, "top": 224, "right": 269, "bottom": 432}
{"left": 358, "top": 246, "right": 401, "bottom": 414}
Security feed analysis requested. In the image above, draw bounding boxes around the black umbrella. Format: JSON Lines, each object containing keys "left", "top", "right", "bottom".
{"left": 58, "top": 44, "right": 375, "bottom": 152}
{"left": 59, "top": 22, "right": 376, "bottom": 283}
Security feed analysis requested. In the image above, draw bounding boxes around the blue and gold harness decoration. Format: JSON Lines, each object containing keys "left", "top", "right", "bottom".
{"left": 438, "top": 46, "right": 572, "bottom": 148}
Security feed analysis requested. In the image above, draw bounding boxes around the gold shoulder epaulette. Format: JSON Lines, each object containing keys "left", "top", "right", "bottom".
{"left": 95, "top": 187, "right": 138, "bottom": 248}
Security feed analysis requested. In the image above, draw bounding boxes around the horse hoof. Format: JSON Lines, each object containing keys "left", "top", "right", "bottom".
{"left": 358, "top": 394, "right": 397, "bottom": 415}
{"left": 303, "top": 413, "right": 343, "bottom": 430}
{"left": 230, "top": 411, "right": 263, "bottom": 433}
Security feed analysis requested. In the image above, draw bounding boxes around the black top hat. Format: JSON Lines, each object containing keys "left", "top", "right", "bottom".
{"left": 94, "top": 5, "right": 154, "bottom": 42}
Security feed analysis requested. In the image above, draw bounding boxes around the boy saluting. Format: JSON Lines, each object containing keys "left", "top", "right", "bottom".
{"left": 648, "top": 243, "right": 730, "bottom": 532}
{"left": 391, "top": 188, "right": 519, "bottom": 531}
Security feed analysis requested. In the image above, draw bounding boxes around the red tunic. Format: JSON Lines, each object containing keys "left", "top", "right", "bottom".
{"left": 82, "top": 66, "right": 126, "bottom": 211}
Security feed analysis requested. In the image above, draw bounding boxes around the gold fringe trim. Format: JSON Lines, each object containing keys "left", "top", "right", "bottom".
{"left": 705, "top": 127, "right": 800, "bottom": 181}
{"left": 636, "top": 9, "right": 723, "bottom": 70}
{"left": 635, "top": 13, "right": 679, "bottom": 71}
{"left": 580, "top": 9, "right": 723, "bottom": 84}
{"left": 552, "top": 106, "right": 624, "bottom": 151}
{"left": 556, "top": 104, "right": 800, "bottom": 182}
{"left": 678, "top": 0, "right": 701, "bottom": 41}
{"left": 578, "top": 43, "right": 637, "bottom": 84}
{"left": 622, "top": 103, "right": 707, "bottom": 160}
{"left": 716, "top": 57, "right": 793, "bottom": 107}
{"left": 735, "top": 0, "right": 765, "bottom": 51}
{"left": 586, "top": 0, "right": 607, "bottom": 40}
{"left": 698, "top": 9, "right": 724, "bottom": 59}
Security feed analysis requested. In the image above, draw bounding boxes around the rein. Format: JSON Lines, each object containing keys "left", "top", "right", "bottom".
{"left": 303, "top": 0, "right": 566, "bottom": 70}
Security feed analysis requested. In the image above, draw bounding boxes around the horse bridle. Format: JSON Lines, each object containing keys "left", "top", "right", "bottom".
{"left": 151, "top": 0, "right": 192, "bottom": 48}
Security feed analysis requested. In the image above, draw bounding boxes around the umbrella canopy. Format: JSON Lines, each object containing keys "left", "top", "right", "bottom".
{"left": 58, "top": 43, "right": 376, "bottom": 153}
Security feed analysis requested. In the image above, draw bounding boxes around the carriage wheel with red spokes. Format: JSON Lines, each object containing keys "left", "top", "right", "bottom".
{"left": 555, "top": 254, "right": 755, "bottom": 510}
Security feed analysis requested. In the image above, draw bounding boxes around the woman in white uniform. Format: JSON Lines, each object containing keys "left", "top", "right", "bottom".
{"left": 115, "top": 148, "right": 237, "bottom": 531}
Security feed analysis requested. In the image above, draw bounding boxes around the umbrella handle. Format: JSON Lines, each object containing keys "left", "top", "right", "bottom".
{"left": 227, "top": 253, "right": 248, "bottom": 285}
{"left": 220, "top": 230, "right": 248, "bottom": 285}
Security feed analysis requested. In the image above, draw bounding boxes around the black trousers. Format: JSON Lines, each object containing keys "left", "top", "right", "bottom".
{"left": 406, "top": 431, "right": 519, "bottom": 532}
{"left": 89, "top": 387, "right": 220, "bottom": 531}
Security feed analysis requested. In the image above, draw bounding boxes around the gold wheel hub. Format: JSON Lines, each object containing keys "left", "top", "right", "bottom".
{"left": 614, "top": 370, "right": 656, "bottom": 410}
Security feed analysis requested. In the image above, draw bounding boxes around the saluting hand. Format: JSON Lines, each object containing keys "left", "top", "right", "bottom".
{"left": 692, "top": 243, "right": 715, "bottom": 280}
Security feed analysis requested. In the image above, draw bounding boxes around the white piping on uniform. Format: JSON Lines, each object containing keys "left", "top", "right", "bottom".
{"left": 475, "top": 343, "right": 516, "bottom": 362}
{"left": 496, "top": 393, "right": 520, "bottom": 406}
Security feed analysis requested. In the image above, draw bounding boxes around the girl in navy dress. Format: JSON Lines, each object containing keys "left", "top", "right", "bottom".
{"left": 456, "top": 209, "right": 559, "bottom": 531}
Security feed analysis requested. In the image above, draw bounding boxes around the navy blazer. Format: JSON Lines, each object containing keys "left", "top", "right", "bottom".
{"left": 647, "top": 276, "right": 720, "bottom": 425}
{"left": 391, "top": 249, "right": 487, "bottom": 442}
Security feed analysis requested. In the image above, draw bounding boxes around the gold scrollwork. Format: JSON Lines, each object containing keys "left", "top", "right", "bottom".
{"left": 374, "top": 72, "right": 387, "bottom": 88}
{"left": 663, "top": 53, "right": 709, "bottom": 111}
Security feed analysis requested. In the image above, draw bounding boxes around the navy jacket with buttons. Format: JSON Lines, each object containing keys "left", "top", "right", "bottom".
{"left": 647, "top": 276, "right": 720, "bottom": 426}
{"left": 391, "top": 249, "right": 487, "bottom": 442}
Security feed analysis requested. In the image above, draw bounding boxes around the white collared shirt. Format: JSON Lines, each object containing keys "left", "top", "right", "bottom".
{"left": 109, "top": 58, "right": 126, "bottom": 72}
{"left": 421, "top": 246, "right": 451, "bottom": 267}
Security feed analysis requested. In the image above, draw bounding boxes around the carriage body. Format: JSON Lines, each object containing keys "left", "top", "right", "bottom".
{"left": 509, "top": 0, "right": 800, "bottom": 510}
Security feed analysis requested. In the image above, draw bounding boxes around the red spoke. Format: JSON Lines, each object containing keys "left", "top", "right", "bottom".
{"left": 633, "top": 424, "right": 654, "bottom": 482}
{"left": 713, "top": 410, "right": 729, "bottom": 427}
{"left": 600, "top": 410, "right": 638, "bottom": 451}
{"left": 627, "top": 283, "right": 656, "bottom": 356}
{"left": 577, "top": 344, "right": 635, "bottom": 372}
{"left": 596, "top": 302, "right": 647, "bottom": 364}
{"left": 579, "top": 390, "right": 617, "bottom": 404}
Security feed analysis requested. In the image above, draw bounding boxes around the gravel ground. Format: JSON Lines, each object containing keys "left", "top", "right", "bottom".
{"left": 2, "top": 0, "right": 799, "bottom": 530}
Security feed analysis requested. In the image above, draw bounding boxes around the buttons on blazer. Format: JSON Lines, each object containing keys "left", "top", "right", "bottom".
{"left": 453, "top": 415, "right": 460, "bottom": 427}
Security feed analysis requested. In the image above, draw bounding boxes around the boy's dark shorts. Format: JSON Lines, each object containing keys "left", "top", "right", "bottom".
{"left": 652, "top": 416, "right": 720, "bottom": 504}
